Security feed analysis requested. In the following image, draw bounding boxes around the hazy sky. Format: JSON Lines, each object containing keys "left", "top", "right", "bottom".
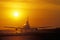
{"left": 0, "top": 0, "right": 60, "bottom": 27}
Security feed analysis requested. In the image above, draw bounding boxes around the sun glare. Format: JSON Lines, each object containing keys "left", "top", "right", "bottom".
{"left": 9, "top": 9, "right": 27, "bottom": 20}
{"left": 14, "top": 11, "right": 19, "bottom": 17}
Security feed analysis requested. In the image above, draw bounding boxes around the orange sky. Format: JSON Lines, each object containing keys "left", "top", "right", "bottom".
{"left": 0, "top": 0, "right": 60, "bottom": 28}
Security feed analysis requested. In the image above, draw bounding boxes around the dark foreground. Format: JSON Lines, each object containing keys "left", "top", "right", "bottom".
{"left": 0, "top": 28, "right": 59, "bottom": 40}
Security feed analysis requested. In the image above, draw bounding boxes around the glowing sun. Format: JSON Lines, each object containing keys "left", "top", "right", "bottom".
{"left": 14, "top": 11, "right": 19, "bottom": 17}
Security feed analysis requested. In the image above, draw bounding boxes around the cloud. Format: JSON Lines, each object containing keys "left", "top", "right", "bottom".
{"left": 0, "top": 0, "right": 60, "bottom": 5}
{"left": 40, "top": 0, "right": 60, "bottom": 5}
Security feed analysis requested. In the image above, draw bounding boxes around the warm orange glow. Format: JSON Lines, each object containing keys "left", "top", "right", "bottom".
{"left": 13, "top": 11, "right": 19, "bottom": 17}
{"left": 11, "top": 10, "right": 27, "bottom": 19}
{"left": 0, "top": 0, "right": 60, "bottom": 28}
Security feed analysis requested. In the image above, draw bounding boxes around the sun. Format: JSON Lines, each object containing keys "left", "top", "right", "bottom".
{"left": 14, "top": 11, "right": 19, "bottom": 17}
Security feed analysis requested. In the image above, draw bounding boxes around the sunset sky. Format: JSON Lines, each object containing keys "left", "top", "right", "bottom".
{"left": 0, "top": 0, "right": 60, "bottom": 28}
